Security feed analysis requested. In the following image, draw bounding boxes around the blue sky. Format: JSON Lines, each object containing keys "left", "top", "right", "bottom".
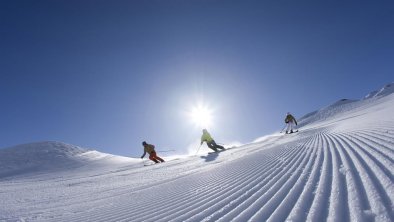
{"left": 1, "top": 0, "right": 393, "bottom": 157}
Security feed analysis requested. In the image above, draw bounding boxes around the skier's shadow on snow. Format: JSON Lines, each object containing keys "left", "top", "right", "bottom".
{"left": 200, "top": 153, "right": 219, "bottom": 162}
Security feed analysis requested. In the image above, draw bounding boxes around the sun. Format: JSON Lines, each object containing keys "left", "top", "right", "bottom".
{"left": 188, "top": 103, "right": 213, "bottom": 128}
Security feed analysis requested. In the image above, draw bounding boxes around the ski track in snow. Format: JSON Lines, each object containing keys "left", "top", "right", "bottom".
{"left": 1, "top": 97, "right": 394, "bottom": 221}
{"left": 2, "top": 126, "right": 393, "bottom": 222}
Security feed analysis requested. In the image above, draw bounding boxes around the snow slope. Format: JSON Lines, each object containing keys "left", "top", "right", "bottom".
{"left": 298, "top": 82, "right": 394, "bottom": 128}
{"left": 1, "top": 85, "right": 393, "bottom": 222}
{"left": 0, "top": 141, "right": 133, "bottom": 179}
{"left": 364, "top": 82, "right": 394, "bottom": 99}
{"left": 372, "top": 82, "right": 394, "bottom": 98}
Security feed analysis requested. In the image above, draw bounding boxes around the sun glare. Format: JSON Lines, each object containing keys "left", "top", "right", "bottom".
{"left": 189, "top": 104, "right": 213, "bottom": 128}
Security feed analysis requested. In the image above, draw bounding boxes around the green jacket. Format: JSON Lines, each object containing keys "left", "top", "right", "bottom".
{"left": 201, "top": 131, "right": 214, "bottom": 144}
{"left": 285, "top": 114, "right": 298, "bottom": 125}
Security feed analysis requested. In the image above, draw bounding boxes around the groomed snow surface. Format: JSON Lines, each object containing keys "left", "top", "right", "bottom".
{"left": 1, "top": 87, "right": 394, "bottom": 222}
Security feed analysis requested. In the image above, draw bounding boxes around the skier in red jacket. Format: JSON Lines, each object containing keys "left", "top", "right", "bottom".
{"left": 141, "top": 141, "right": 165, "bottom": 163}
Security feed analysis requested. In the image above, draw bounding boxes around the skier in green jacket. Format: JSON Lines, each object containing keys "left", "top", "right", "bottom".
{"left": 284, "top": 112, "right": 298, "bottom": 134}
{"left": 200, "top": 129, "right": 225, "bottom": 152}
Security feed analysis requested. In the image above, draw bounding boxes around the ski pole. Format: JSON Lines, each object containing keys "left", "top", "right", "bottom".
{"left": 280, "top": 124, "right": 287, "bottom": 133}
{"left": 195, "top": 144, "right": 202, "bottom": 155}
{"left": 156, "top": 149, "right": 176, "bottom": 153}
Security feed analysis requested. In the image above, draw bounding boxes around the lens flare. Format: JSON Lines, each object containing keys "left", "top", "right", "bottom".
{"left": 188, "top": 103, "right": 213, "bottom": 128}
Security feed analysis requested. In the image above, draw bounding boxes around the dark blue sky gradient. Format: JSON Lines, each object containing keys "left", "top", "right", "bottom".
{"left": 1, "top": 0, "right": 393, "bottom": 156}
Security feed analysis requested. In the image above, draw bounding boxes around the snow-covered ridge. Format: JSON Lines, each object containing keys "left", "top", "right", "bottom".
{"left": 364, "top": 82, "right": 394, "bottom": 99}
{"left": 364, "top": 90, "right": 379, "bottom": 99}
{"left": 298, "top": 99, "right": 360, "bottom": 127}
{"left": 0, "top": 141, "right": 131, "bottom": 179}
{"left": 299, "top": 82, "right": 394, "bottom": 127}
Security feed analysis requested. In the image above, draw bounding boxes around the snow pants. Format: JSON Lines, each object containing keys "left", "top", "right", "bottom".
{"left": 149, "top": 151, "right": 165, "bottom": 163}
{"left": 286, "top": 121, "right": 297, "bottom": 133}
{"left": 207, "top": 140, "right": 225, "bottom": 152}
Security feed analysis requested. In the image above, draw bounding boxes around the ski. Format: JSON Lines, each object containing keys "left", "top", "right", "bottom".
{"left": 207, "top": 149, "right": 226, "bottom": 154}
{"left": 144, "top": 162, "right": 162, "bottom": 167}
{"left": 286, "top": 130, "right": 299, "bottom": 134}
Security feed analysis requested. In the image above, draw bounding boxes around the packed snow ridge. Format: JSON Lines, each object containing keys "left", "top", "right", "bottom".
{"left": 0, "top": 141, "right": 87, "bottom": 178}
{"left": 364, "top": 82, "right": 394, "bottom": 99}
{"left": 1, "top": 83, "right": 393, "bottom": 222}
{"left": 0, "top": 141, "right": 132, "bottom": 179}
{"left": 298, "top": 82, "right": 394, "bottom": 128}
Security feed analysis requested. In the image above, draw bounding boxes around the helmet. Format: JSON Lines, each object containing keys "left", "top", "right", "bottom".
{"left": 202, "top": 129, "right": 207, "bottom": 133}
{"left": 142, "top": 141, "right": 147, "bottom": 146}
